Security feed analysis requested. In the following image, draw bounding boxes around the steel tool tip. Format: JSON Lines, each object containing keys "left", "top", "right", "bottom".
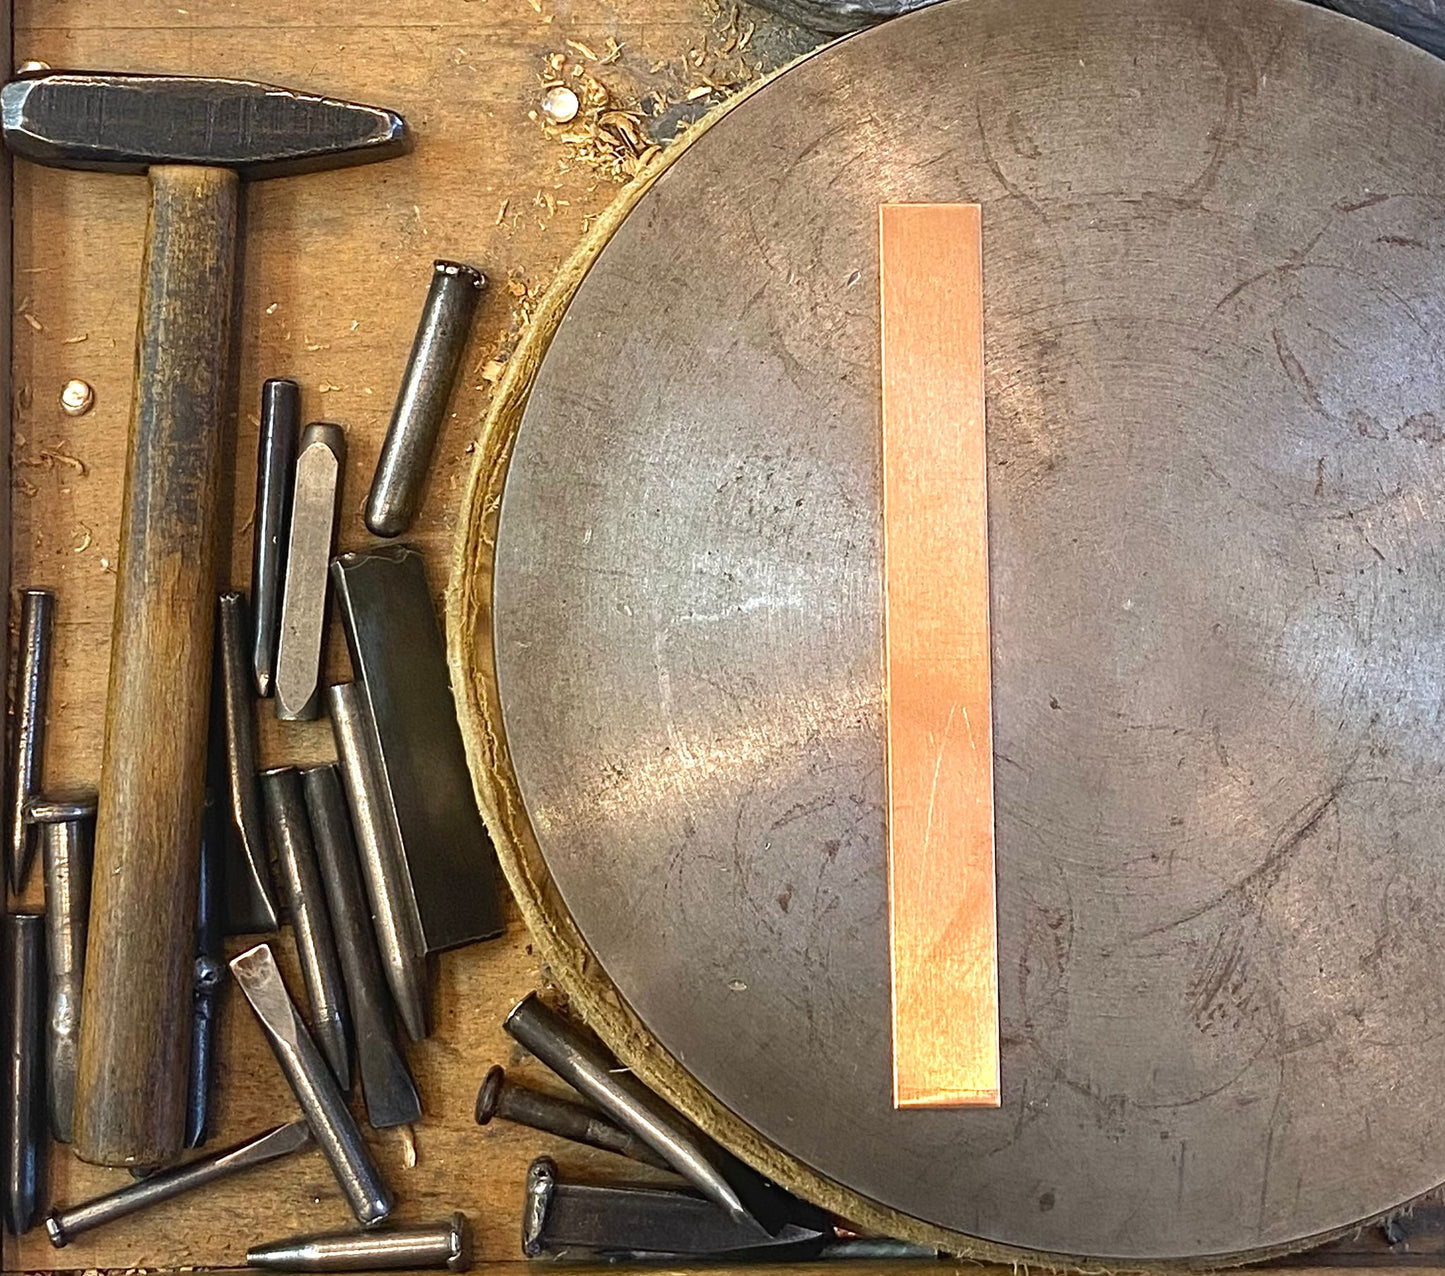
{"left": 474, "top": 1066, "right": 504, "bottom": 1124}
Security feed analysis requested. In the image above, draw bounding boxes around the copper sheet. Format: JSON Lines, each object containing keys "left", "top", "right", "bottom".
{"left": 879, "top": 203, "right": 998, "bottom": 1109}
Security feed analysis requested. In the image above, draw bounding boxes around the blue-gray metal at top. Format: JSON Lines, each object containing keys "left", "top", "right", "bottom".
{"left": 1, "top": 72, "right": 409, "bottom": 178}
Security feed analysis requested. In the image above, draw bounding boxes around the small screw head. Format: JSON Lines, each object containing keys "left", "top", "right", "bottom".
{"left": 541, "top": 85, "right": 580, "bottom": 125}
{"left": 60, "top": 378, "right": 94, "bottom": 417}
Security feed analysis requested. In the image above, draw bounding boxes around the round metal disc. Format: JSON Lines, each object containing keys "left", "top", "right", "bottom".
{"left": 492, "top": 0, "right": 1445, "bottom": 1259}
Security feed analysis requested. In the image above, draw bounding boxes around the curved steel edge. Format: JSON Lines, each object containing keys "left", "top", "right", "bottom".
{"left": 440, "top": 14, "right": 1423, "bottom": 1270}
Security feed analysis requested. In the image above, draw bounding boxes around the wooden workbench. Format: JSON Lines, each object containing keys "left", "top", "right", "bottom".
{"left": 0, "top": 1, "right": 819, "bottom": 1269}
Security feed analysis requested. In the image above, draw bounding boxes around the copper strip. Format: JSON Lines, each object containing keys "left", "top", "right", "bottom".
{"left": 879, "top": 203, "right": 999, "bottom": 1109}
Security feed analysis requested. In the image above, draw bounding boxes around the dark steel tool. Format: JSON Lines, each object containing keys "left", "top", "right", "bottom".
{"left": 331, "top": 545, "right": 502, "bottom": 953}
{"left": 27, "top": 791, "right": 96, "bottom": 1144}
{"left": 247, "top": 1212, "right": 470, "bottom": 1271}
{"left": 45, "top": 1121, "right": 312, "bottom": 1247}
{"left": 326, "top": 682, "right": 431, "bottom": 1042}
{"left": 474, "top": 1065, "right": 669, "bottom": 1170}
{"left": 365, "top": 261, "right": 486, "bottom": 538}
{"left": 485, "top": 0, "right": 1445, "bottom": 1259}
{"left": 276, "top": 423, "right": 346, "bottom": 721}
{"left": 7, "top": 587, "right": 53, "bottom": 892}
{"left": 218, "top": 590, "right": 280, "bottom": 933}
{"left": 0, "top": 70, "right": 407, "bottom": 1167}
{"left": 3, "top": 912, "right": 44, "bottom": 1234}
{"left": 521, "top": 1158, "right": 829, "bottom": 1260}
{"left": 261, "top": 767, "right": 352, "bottom": 1087}
{"left": 504, "top": 995, "right": 815, "bottom": 1236}
{"left": 231, "top": 943, "right": 392, "bottom": 1225}
{"left": 186, "top": 749, "right": 226, "bottom": 1149}
{"left": 251, "top": 378, "right": 299, "bottom": 698}
{"left": 303, "top": 763, "right": 421, "bottom": 1128}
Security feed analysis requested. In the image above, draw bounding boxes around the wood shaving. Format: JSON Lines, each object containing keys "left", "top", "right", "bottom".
{"left": 63, "top": 333, "right": 88, "bottom": 344}
{"left": 22, "top": 312, "right": 42, "bottom": 331}
{"left": 495, "top": 198, "right": 510, "bottom": 224}
{"left": 566, "top": 38, "right": 598, "bottom": 61}
{"left": 73, "top": 525, "right": 92, "bottom": 553}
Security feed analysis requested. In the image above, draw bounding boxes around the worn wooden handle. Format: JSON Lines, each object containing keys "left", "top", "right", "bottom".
{"left": 74, "top": 165, "right": 239, "bottom": 1167}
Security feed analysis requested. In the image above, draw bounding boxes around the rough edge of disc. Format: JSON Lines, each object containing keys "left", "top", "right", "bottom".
{"left": 444, "top": 10, "right": 1418, "bottom": 1267}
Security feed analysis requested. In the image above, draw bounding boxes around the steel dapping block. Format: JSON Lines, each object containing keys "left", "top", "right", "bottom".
{"left": 252, "top": 378, "right": 299, "bottom": 699}
{"left": 8, "top": 588, "right": 54, "bottom": 893}
{"left": 303, "top": 763, "right": 421, "bottom": 1128}
{"left": 261, "top": 767, "right": 353, "bottom": 1088}
{"left": 26, "top": 791, "right": 96, "bottom": 1145}
{"left": 474, "top": 1065, "right": 669, "bottom": 1170}
{"left": 365, "top": 261, "right": 486, "bottom": 538}
{"left": 45, "top": 1121, "right": 312, "bottom": 1246}
{"left": 276, "top": 423, "right": 346, "bottom": 721}
{"left": 218, "top": 590, "right": 280, "bottom": 934}
{"left": 230, "top": 943, "right": 392, "bottom": 1225}
{"left": 326, "top": 683, "right": 431, "bottom": 1043}
{"left": 4, "top": 912, "right": 45, "bottom": 1234}
{"left": 248, "top": 1212, "right": 470, "bottom": 1271}
{"left": 330, "top": 545, "right": 503, "bottom": 953}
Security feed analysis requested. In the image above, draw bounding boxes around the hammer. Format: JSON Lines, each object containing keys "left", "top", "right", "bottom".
{"left": 1, "top": 71, "right": 409, "bottom": 1167}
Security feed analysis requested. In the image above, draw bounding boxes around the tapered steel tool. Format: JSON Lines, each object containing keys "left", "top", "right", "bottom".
{"left": 7, "top": 588, "right": 54, "bottom": 893}
{"left": 248, "top": 1213, "right": 470, "bottom": 1271}
{"left": 251, "top": 378, "right": 299, "bottom": 698}
{"left": 4, "top": 912, "right": 45, "bottom": 1234}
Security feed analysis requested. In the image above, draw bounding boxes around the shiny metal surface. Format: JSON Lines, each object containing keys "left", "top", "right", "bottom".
{"left": 261, "top": 768, "right": 352, "bottom": 1087}
{"left": 27, "top": 791, "right": 96, "bottom": 1144}
{"left": 3, "top": 912, "right": 44, "bottom": 1234}
{"left": 276, "top": 423, "right": 345, "bottom": 721}
{"left": 326, "top": 682, "right": 431, "bottom": 1042}
{"left": 474, "top": 1064, "right": 670, "bottom": 1170}
{"left": 220, "top": 590, "right": 280, "bottom": 934}
{"left": 7, "top": 588, "right": 53, "bottom": 892}
{"left": 303, "top": 763, "right": 421, "bottom": 1128}
{"left": 247, "top": 1212, "right": 470, "bottom": 1271}
{"left": 252, "top": 379, "right": 298, "bottom": 699}
{"left": 231, "top": 943, "right": 391, "bottom": 1225}
{"left": 366, "top": 261, "right": 485, "bottom": 538}
{"left": 331, "top": 546, "right": 503, "bottom": 953}
{"left": 44, "top": 1121, "right": 312, "bottom": 1247}
{"left": 187, "top": 762, "right": 224, "bottom": 1149}
{"left": 491, "top": 0, "right": 1445, "bottom": 1259}
{"left": 505, "top": 995, "right": 809, "bottom": 1235}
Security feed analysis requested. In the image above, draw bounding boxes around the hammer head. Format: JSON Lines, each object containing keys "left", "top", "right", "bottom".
{"left": 1, "top": 72, "right": 409, "bottom": 179}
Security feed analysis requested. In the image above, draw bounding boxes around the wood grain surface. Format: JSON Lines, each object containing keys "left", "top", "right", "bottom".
{"left": 0, "top": 0, "right": 818, "bottom": 1268}
{"left": 879, "top": 204, "right": 998, "bottom": 1110}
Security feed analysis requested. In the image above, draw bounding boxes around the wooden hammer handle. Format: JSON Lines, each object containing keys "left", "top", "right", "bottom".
{"left": 74, "top": 165, "right": 239, "bottom": 1167}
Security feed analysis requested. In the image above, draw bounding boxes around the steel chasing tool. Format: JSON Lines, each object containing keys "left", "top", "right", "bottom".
{"left": 45, "top": 1121, "right": 312, "bottom": 1247}
{"left": 303, "top": 763, "right": 420, "bottom": 1128}
{"left": 506, "top": 994, "right": 824, "bottom": 1236}
{"left": 26, "top": 791, "right": 96, "bottom": 1145}
{"left": 230, "top": 943, "right": 391, "bottom": 1225}
{"left": 247, "top": 1212, "right": 470, "bottom": 1271}
{"left": 326, "top": 681, "right": 430, "bottom": 1042}
{"left": 7, "top": 588, "right": 54, "bottom": 893}
{"left": 218, "top": 590, "right": 280, "bottom": 933}
{"left": 186, "top": 757, "right": 225, "bottom": 1149}
{"left": 252, "top": 378, "right": 299, "bottom": 698}
{"left": 276, "top": 423, "right": 345, "bottom": 721}
{"left": 474, "top": 1065, "right": 669, "bottom": 1169}
{"left": 365, "top": 261, "right": 485, "bottom": 538}
{"left": 261, "top": 767, "right": 352, "bottom": 1087}
{"left": 521, "top": 1157, "right": 832, "bottom": 1260}
{"left": 330, "top": 546, "right": 502, "bottom": 955}
{"left": 4, "top": 912, "right": 44, "bottom": 1234}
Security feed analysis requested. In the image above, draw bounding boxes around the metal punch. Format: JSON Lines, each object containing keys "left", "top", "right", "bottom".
{"left": 475, "top": 1065, "right": 669, "bottom": 1170}
{"left": 365, "top": 260, "right": 485, "bottom": 538}
{"left": 276, "top": 423, "right": 346, "bottom": 721}
{"left": 218, "top": 590, "right": 280, "bottom": 933}
{"left": 187, "top": 751, "right": 226, "bottom": 1149}
{"left": 252, "top": 378, "right": 299, "bottom": 699}
{"left": 303, "top": 763, "right": 421, "bottom": 1128}
{"left": 248, "top": 1213, "right": 470, "bottom": 1271}
{"left": 331, "top": 546, "right": 503, "bottom": 955}
{"left": 506, "top": 994, "right": 825, "bottom": 1236}
{"left": 231, "top": 943, "right": 392, "bottom": 1225}
{"left": 7, "top": 588, "right": 54, "bottom": 892}
{"left": 26, "top": 791, "right": 96, "bottom": 1145}
{"left": 261, "top": 767, "right": 352, "bottom": 1088}
{"left": 46, "top": 1121, "right": 312, "bottom": 1247}
{"left": 326, "top": 681, "right": 431, "bottom": 1042}
{"left": 4, "top": 912, "right": 44, "bottom": 1235}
